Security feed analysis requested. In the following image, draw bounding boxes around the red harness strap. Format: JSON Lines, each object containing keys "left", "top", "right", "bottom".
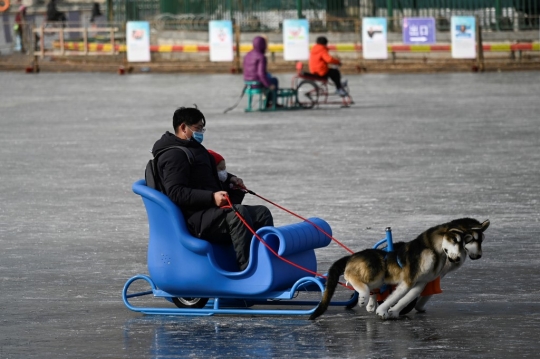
{"left": 373, "top": 277, "right": 442, "bottom": 301}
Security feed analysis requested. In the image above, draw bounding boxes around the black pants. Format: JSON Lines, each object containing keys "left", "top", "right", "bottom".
{"left": 206, "top": 205, "right": 274, "bottom": 270}
{"left": 266, "top": 75, "right": 279, "bottom": 105}
{"left": 326, "top": 68, "right": 342, "bottom": 89}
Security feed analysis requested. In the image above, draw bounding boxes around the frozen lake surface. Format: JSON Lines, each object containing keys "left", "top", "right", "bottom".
{"left": 1, "top": 70, "right": 539, "bottom": 358}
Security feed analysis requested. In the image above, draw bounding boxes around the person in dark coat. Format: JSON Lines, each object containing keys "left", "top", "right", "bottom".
{"left": 151, "top": 106, "right": 274, "bottom": 271}
{"left": 90, "top": 2, "right": 102, "bottom": 23}
{"left": 243, "top": 36, "right": 279, "bottom": 106}
{"left": 46, "top": 0, "right": 67, "bottom": 24}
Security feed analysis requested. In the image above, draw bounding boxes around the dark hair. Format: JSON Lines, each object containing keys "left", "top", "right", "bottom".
{"left": 173, "top": 105, "right": 206, "bottom": 133}
{"left": 316, "top": 36, "right": 328, "bottom": 46}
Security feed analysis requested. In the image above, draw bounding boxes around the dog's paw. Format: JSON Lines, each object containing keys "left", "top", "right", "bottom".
{"left": 414, "top": 296, "right": 429, "bottom": 312}
{"left": 415, "top": 305, "right": 427, "bottom": 313}
{"left": 376, "top": 307, "right": 389, "bottom": 320}
{"left": 366, "top": 298, "right": 377, "bottom": 312}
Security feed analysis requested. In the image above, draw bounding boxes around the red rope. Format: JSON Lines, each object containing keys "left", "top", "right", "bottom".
{"left": 241, "top": 187, "right": 355, "bottom": 255}
{"left": 223, "top": 195, "right": 353, "bottom": 290}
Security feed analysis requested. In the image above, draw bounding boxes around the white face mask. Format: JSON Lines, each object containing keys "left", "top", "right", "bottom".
{"left": 218, "top": 170, "right": 228, "bottom": 182}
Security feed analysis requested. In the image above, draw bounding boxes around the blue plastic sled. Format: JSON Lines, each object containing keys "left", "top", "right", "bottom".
{"left": 122, "top": 180, "right": 358, "bottom": 316}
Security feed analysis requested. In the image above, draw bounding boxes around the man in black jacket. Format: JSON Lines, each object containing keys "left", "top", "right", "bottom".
{"left": 46, "top": 0, "right": 67, "bottom": 24}
{"left": 152, "top": 106, "right": 273, "bottom": 271}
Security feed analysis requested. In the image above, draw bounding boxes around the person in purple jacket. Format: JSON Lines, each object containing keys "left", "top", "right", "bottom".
{"left": 243, "top": 36, "right": 279, "bottom": 107}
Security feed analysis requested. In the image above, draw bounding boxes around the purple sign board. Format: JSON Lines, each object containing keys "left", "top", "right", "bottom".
{"left": 403, "top": 17, "right": 436, "bottom": 45}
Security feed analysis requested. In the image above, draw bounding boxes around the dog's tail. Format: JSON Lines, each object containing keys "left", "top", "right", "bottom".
{"left": 309, "top": 254, "right": 351, "bottom": 320}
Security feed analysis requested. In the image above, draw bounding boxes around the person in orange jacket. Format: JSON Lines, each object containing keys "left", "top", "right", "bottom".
{"left": 309, "top": 36, "right": 347, "bottom": 96}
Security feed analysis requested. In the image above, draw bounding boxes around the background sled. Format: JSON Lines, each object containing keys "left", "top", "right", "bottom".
{"left": 292, "top": 62, "right": 354, "bottom": 109}
{"left": 244, "top": 81, "right": 303, "bottom": 112}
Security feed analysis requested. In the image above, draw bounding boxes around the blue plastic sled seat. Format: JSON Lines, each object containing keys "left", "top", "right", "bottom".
{"left": 123, "top": 180, "right": 356, "bottom": 316}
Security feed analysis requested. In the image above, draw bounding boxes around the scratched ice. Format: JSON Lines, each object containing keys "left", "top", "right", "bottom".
{"left": 0, "top": 71, "right": 539, "bottom": 358}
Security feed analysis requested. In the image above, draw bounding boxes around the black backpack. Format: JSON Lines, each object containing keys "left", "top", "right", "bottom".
{"left": 145, "top": 146, "right": 194, "bottom": 192}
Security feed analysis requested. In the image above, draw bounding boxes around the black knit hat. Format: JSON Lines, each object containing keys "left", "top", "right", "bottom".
{"left": 316, "top": 36, "right": 328, "bottom": 45}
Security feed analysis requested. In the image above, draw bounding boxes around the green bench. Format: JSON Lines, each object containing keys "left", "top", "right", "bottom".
{"left": 244, "top": 81, "right": 298, "bottom": 112}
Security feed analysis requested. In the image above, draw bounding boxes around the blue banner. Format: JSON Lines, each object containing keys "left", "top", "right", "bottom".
{"left": 403, "top": 17, "right": 436, "bottom": 44}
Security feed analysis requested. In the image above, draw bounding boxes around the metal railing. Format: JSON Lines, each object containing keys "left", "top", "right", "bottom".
{"left": 110, "top": 0, "right": 540, "bottom": 31}
{"left": 33, "top": 24, "right": 121, "bottom": 58}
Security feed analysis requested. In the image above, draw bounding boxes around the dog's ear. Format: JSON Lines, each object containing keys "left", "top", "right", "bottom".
{"left": 470, "top": 219, "right": 490, "bottom": 233}
{"left": 449, "top": 228, "right": 464, "bottom": 234}
{"left": 480, "top": 219, "right": 490, "bottom": 232}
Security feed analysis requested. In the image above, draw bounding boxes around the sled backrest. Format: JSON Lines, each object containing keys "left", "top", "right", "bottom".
{"left": 132, "top": 180, "right": 239, "bottom": 273}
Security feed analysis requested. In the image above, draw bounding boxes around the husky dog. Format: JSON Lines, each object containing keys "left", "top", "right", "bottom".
{"left": 309, "top": 219, "right": 474, "bottom": 321}
{"left": 363, "top": 218, "right": 490, "bottom": 313}
{"left": 414, "top": 218, "right": 490, "bottom": 312}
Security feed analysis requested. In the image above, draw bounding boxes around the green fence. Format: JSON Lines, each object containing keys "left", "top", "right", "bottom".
{"left": 112, "top": 0, "right": 539, "bottom": 31}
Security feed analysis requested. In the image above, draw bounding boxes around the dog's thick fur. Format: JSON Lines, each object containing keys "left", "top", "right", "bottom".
{"left": 309, "top": 218, "right": 485, "bottom": 320}
{"left": 414, "top": 218, "right": 490, "bottom": 312}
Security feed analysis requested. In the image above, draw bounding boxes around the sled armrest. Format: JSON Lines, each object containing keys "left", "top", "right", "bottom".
{"left": 256, "top": 218, "right": 332, "bottom": 257}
